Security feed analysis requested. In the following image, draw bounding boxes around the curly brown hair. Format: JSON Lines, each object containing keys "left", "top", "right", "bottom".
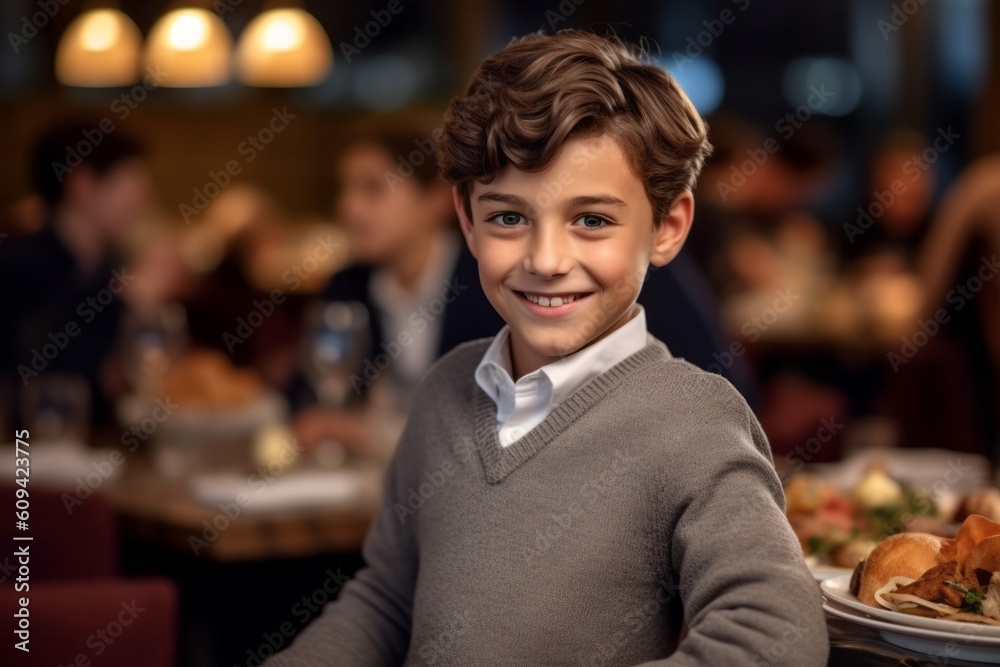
{"left": 437, "top": 29, "right": 712, "bottom": 225}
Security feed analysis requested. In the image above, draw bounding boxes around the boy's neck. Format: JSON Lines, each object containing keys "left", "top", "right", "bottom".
{"left": 507, "top": 303, "right": 640, "bottom": 380}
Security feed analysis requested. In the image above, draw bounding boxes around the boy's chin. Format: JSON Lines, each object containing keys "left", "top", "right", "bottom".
{"left": 515, "top": 329, "right": 593, "bottom": 360}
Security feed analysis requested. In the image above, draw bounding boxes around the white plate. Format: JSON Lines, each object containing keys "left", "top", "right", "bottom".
{"left": 824, "top": 601, "right": 1000, "bottom": 663}
{"left": 808, "top": 564, "right": 854, "bottom": 582}
{"left": 189, "top": 469, "right": 366, "bottom": 514}
{"left": 0, "top": 440, "right": 122, "bottom": 489}
{"left": 822, "top": 574, "right": 1000, "bottom": 637}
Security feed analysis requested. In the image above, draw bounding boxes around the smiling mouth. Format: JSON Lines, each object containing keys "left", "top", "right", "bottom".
{"left": 515, "top": 290, "right": 592, "bottom": 307}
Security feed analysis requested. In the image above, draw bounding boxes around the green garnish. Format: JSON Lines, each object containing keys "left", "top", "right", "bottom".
{"left": 945, "top": 581, "right": 985, "bottom": 614}
{"left": 964, "top": 589, "right": 985, "bottom": 615}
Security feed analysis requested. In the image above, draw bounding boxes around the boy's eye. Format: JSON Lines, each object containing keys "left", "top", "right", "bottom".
{"left": 487, "top": 212, "right": 526, "bottom": 226}
{"left": 574, "top": 214, "right": 608, "bottom": 229}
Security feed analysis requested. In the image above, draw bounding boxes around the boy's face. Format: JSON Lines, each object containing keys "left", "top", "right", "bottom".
{"left": 456, "top": 133, "right": 693, "bottom": 377}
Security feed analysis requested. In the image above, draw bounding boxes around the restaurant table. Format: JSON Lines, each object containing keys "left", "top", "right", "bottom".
{"left": 100, "top": 458, "right": 382, "bottom": 561}
{"left": 96, "top": 457, "right": 380, "bottom": 665}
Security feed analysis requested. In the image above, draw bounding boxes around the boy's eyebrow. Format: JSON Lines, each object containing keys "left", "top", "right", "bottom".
{"left": 567, "top": 194, "right": 629, "bottom": 208}
{"left": 477, "top": 191, "right": 534, "bottom": 211}
{"left": 477, "top": 192, "right": 629, "bottom": 210}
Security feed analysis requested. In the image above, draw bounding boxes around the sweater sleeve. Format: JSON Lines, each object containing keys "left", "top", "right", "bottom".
{"left": 263, "top": 435, "right": 418, "bottom": 666}
{"left": 638, "top": 376, "right": 829, "bottom": 667}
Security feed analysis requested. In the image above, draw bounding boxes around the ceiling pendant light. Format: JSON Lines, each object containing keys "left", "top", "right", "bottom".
{"left": 56, "top": 7, "right": 142, "bottom": 87}
{"left": 145, "top": 6, "right": 233, "bottom": 87}
{"left": 237, "top": 7, "right": 332, "bottom": 87}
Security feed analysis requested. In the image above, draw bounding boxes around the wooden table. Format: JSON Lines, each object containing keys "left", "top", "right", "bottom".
{"left": 100, "top": 459, "right": 381, "bottom": 561}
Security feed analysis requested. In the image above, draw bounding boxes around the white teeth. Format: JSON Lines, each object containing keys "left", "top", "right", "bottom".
{"left": 521, "top": 292, "right": 582, "bottom": 307}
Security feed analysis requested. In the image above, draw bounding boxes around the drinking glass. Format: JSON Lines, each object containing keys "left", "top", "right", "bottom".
{"left": 118, "top": 302, "right": 189, "bottom": 399}
{"left": 20, "top": 374, "right": 91, "bottom": 445}
{"left": 298, "top": 300, "right": 371, "bottom": 467}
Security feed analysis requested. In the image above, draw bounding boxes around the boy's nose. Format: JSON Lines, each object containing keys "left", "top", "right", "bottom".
{"left": 523, "top": 228, "right": 573, "bottom": 278}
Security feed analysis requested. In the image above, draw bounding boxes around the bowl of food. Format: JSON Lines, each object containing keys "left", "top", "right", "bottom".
{"left": 120, "top": 349, "right": 289, "bottom": 476}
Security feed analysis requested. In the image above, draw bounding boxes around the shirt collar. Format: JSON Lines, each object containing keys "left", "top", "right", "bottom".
{"left": 473, "top": 325, "right": 518, "bottom": 421}
{"left": 474, "top": 304, "right": 649, "bottom": 413}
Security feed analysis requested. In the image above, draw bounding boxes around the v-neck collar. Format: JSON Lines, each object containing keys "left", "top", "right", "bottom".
{"left": 472, "top": 334, "right": 671, "bottom": 484}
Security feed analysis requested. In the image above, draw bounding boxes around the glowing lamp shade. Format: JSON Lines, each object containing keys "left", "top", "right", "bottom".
{"left": 237, "top": 9, "right": 333, "bottom": 87}
{"left": 56, "top": 9, "right": 142, "bottom": 87}
{"left": 145, "top": 8, "right": 233, "bottom": 87}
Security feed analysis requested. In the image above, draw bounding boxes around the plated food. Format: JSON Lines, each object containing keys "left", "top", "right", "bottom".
{"left": 849, "top": 514, "right": 1000, "bottom": 626}
{"left": 820, "top": 582, "right": 1000, "bottom": 663}
{"left": 785, "top": 467, "right": 938, "bottom": 568}
{"left": 957, "top": 488, "right": 1000, "bottom": 524}
{"left": 146, "top": 349, "right": 289, "bottom": 476}
{"left": 163, "top": 349, "right": 266, "bottom": 409}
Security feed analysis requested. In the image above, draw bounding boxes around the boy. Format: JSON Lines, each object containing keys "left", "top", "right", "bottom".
{"left": 266, "top": 29, "right": 828, "bottom": 666}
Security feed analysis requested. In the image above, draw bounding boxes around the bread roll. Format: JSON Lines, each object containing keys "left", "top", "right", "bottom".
{"left": 858, "top": 532, "right": 945, "bottom": 606}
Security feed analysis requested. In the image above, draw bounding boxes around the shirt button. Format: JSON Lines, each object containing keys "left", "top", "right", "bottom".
{"left": 508, "top": 427, "right": 525, "bottom": 441}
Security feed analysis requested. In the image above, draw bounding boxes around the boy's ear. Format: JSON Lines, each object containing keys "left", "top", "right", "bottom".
{"left": 453, "top": 185, "right": 478, "bottom": 259}
{"left": 649, "top": 190, "right": 694, "bottom": 267}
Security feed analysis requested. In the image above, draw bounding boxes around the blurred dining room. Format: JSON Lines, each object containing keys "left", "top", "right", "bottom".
{"left": 1, "top": 0, "right": 1000, "bottom": 665}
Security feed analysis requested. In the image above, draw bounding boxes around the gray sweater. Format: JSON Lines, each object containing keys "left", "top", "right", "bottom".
{"left": 265, "top": 335, "right": 829, "bottom": 666}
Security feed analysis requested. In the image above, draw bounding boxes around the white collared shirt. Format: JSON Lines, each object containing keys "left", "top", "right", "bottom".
{"left": 474, "top": 304, "right": 649, "bottom": 447}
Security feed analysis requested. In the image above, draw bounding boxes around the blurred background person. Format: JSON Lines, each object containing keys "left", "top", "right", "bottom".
{"left": 841, "top": 130, "right": 987, "bottom": 458}
{"left": 0, "top": 120, "right": 152, "bottom": 437}
{"left": 290, "top": 113, "right": 506, "bottom": 461}
{"left": 841, "top": 129, "right": 937, "bottom": 275}
{"left": 913, "top": 154, "right": 1000, "bottom": 460}
{"left": 124, "top": 184, "right": 319, "bottom": 391}
{"left": 696, "top": 116, "right": 851, "bottom": 462}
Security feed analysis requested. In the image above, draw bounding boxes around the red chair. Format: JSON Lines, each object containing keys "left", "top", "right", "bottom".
{"left": 1, "top": 484, "right": 178, "bottom": 666}
{"left": 0, "top": 578, "right": 177, "bottom": 667}
{"left": 1, "top": 484, "right": 116, "bottom": 580}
